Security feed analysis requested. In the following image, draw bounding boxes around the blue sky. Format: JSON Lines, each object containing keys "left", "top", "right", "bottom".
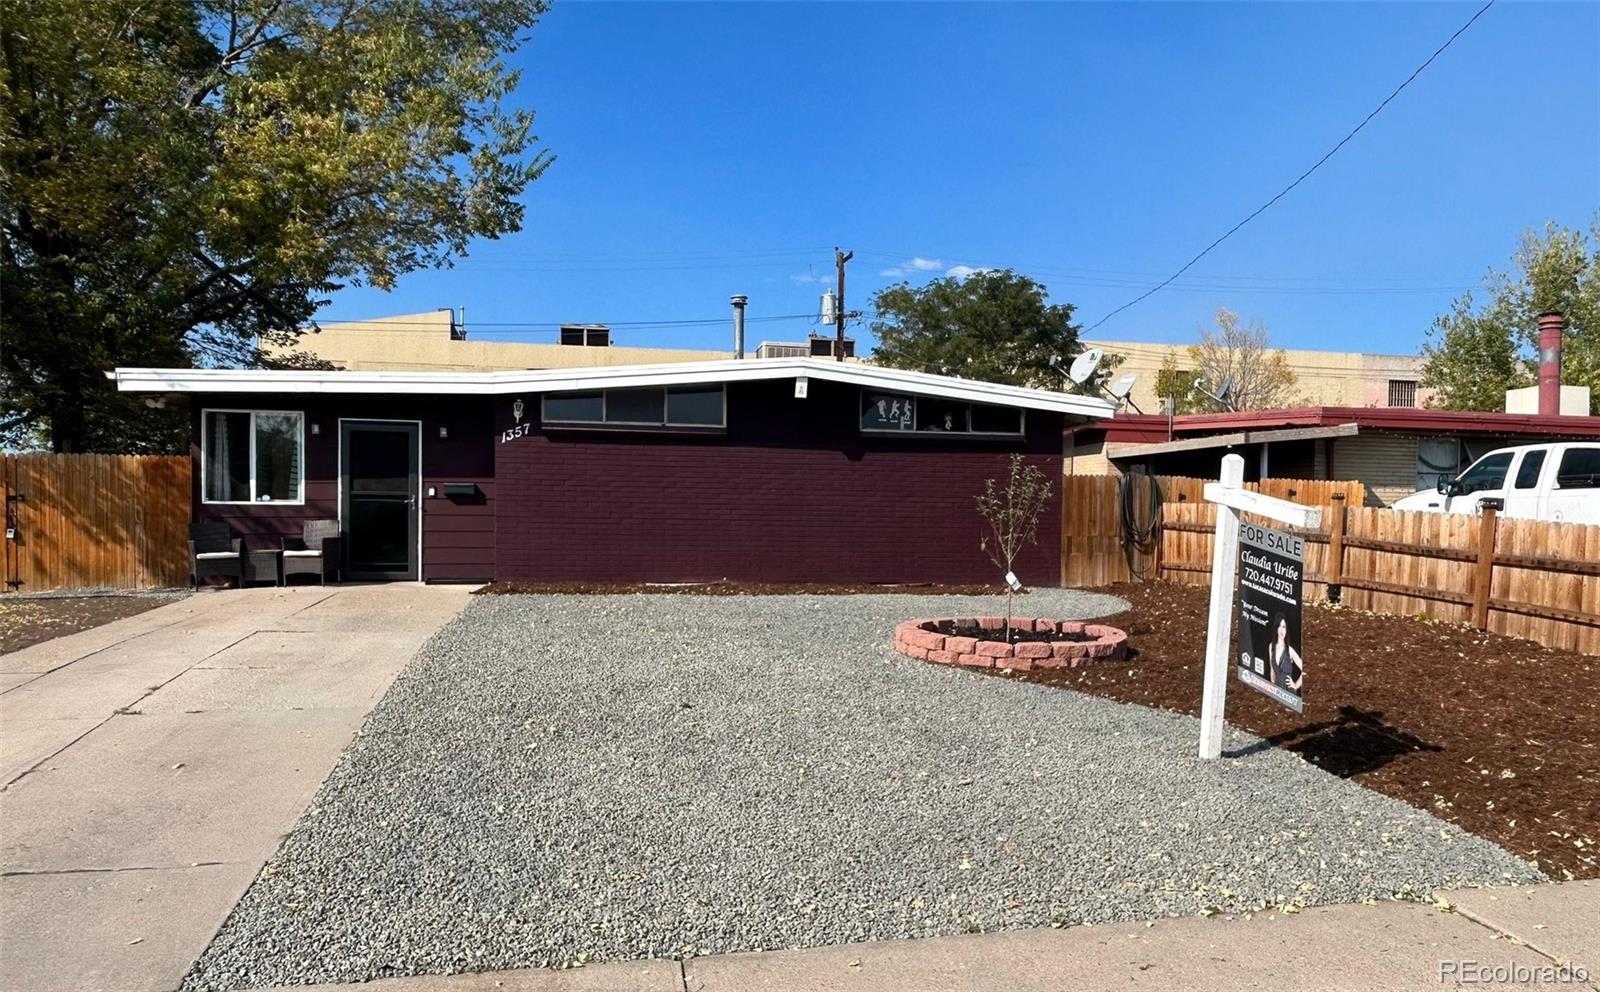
{"left": 321, "top": 1, "right": 1600, "bottom": 357}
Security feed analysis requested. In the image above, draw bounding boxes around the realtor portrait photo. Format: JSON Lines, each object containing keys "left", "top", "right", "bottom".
{"left": 1268, "top": 611, "right": 1304, "bottom": 694}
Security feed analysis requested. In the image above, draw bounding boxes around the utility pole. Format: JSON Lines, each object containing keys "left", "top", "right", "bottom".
{"left": 834, "top": 247, "right": 853, "bottom": 362}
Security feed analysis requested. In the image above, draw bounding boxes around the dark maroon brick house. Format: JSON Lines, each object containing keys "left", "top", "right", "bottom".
{"left": 113, "top": 359, "right": 1113, "bottom": 585}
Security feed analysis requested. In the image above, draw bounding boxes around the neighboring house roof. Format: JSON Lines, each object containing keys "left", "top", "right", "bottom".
{"left": 1087, "top": 406, "right": 1600, "bottom": 450}
{"left": 1106, "top": 423, "right": 1363, "bottom": 459}
{"left": 110, "top": 358, "right": 1116, "bottom": 419}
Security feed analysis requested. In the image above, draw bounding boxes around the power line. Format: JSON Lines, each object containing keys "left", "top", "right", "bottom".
{"left": 1082, "top": 0, "right": 1497, "bottom": 334}
{"left": 852, "top": 248, "right": 1477, "bottom": 297}
{"left": 855, "top": 249, "right": 1477, "bottom": 287}
{"left": 446, "top": 247, "right": 830, "bottom": 263}
{"left": 310, "top": 313, "right": 818, "bottom": 330}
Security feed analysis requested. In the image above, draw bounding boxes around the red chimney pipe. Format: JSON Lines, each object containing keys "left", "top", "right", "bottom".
{"left": 1537, "top": 310, "right": 1565, "bottom": 417}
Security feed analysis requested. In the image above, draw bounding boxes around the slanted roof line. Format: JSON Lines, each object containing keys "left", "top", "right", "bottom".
{"left": 1088, "top": 404, "right": 1600, "bottom": 442}
{"left": 109, "top": 358, "right": 1116, "bottom": 419}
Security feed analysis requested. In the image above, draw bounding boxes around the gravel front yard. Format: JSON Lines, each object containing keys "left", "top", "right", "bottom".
{"left": 186, "top": 590, "right": 1542, "bottom": 990}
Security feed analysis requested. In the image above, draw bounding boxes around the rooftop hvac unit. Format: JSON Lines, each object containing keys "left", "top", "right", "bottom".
{"left": 755, "top": 342, "right": 810, "bottom": 359}
{"left": 809, "top": 336, "right": 854, "bottom": 358}
{"left": 559, "top": 324, "right": 610, "bottom": 347}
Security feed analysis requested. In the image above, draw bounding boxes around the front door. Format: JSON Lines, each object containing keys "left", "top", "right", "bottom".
{"left": 340, "top": 421, "right": 420, "bottom": 581}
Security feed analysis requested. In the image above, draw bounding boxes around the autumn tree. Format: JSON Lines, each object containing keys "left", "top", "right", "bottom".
{"left": 870, "top": 269, "right": 1116, "bottom": 393}
{"left": 1, "top": 0, "right": 553, "bottom": 451}
{"left": 1185, "top": 308, "right": 1298, "bottom": 411}
{"left": 1420, "top": 220, "right": 1598, "bottom": 415}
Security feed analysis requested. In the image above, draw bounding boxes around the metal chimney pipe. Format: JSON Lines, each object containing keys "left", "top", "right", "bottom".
{"left": 731, "top": 295, "right": 748, "bottom": 360}
{"left": 1537, "top": 310, "right": 1565, "bottom": 416}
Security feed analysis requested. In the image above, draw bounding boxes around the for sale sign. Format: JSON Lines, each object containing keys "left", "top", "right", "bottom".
{"left": 1235, "top": 520, "right": 1305, "bottom": 713}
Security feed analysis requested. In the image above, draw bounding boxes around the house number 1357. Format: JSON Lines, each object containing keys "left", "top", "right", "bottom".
{"left": 500, "top": 422, "right": 532, "bottom": 443}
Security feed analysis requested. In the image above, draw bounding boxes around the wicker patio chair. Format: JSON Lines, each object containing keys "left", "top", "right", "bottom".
{"left": 188, "top": 521, "right": 242, "bottom": 588}
{"left": 282, "top": 519, "right": 341, "bottom": 585}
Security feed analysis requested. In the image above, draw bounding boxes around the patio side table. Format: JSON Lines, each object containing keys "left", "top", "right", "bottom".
{"left": 242, "top": 548, "right": 282, "bottom": 587}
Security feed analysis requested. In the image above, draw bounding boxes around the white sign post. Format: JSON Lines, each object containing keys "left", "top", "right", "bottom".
{"left": 1197, "top": 453, "right": 1323, "bottom": 760}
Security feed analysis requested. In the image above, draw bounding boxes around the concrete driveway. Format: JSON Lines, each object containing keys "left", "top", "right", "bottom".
{"left": 0, "top": 583, "right": 472, "bottom": 992}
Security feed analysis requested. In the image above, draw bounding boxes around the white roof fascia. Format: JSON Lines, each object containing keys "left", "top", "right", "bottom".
{"left": 110, "top": 358, "right": 1115, "bottom": 418}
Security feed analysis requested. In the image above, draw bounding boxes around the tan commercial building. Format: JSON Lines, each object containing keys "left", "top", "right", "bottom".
{"left": 280, "top": 315, "right": 1435, "bottom": 416}
{"left": 271, "top": 309, "right": 730, "bottom": 371}
{"left": 1085, "top": 340, "right": 1434, "bottom": 413}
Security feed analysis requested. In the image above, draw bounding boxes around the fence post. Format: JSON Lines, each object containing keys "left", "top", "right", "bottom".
{"left": 1472, "top": 502, "right": 1500, "bottom": 630}
{"left": 2, "top": 455, "right": 11, "bottom": 592}
{"left": 1326, "top": 492, "right": 1346, "bottom": 603}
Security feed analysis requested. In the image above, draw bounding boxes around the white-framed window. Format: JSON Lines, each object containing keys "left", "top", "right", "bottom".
{"left": 201, "top": 409, "right": 305, "bottom": 504}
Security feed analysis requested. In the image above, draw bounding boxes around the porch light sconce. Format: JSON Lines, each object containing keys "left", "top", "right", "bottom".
{"left": 794, "top": 376, "right": 809, "bottom": 399}
{"left": 438, "top": 425, "right": 449, "bottom": 439}
{"left": 310, "top": 422, "right": 321, "bottom": 436}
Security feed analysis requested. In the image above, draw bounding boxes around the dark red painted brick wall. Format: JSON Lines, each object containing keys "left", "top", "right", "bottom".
{"left": 187, "top": 379, "right": 1067, "bottom": 585}
{"left": 492, "top": 377, "right": 1063, "bottom": 584}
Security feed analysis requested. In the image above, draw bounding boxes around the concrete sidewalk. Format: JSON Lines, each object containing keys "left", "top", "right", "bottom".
{"left": 244, "top": 882, "right": 1598, "bottom": 992}
{"left": 0, "top": 584, "right": 472, "bottom": 992}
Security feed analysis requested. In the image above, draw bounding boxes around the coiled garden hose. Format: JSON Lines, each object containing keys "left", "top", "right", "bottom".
{"left": 1119, "top": 468, "right": 1163, "bottom": 579}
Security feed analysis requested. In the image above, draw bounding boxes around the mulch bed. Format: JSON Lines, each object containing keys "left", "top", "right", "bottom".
{"left": 477, "top": 580, "right": 1014, "bottom": 596}
{"left": 0, "top": 595, "right": 180, "bottom": 655}
{"left": 972, "top": 581, "right": 1598, "bottom": 880}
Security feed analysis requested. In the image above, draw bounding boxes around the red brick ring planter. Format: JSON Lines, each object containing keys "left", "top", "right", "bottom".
{"left": 892, "top": 617, "right": 1129, "bottom": 671}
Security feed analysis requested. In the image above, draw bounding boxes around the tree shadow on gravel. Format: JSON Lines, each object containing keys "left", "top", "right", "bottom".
{"left": 1226, "top": 706, "right": 1442, "bottom": 779}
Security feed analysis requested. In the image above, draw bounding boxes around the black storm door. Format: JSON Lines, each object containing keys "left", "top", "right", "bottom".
{"left": 340, "top": 421, "right": 420, "bottom": 581}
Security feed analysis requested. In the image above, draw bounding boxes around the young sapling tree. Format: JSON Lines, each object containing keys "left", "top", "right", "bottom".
{"left": 976, "top": 454, "right": 1053, "bottom": 641}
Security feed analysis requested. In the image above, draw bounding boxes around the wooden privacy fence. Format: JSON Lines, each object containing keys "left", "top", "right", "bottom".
{"left": 2, "top": 454, "right": 192, "bottom": 592}
{"left": 1061, "top": 474, "right": 1366, "bottom": 588}
{"left": 1159, "top": 476, "right": 1368, "bottom": 509}
{"left": 1159, "top": 496, "right": 1600, "bottom": 656}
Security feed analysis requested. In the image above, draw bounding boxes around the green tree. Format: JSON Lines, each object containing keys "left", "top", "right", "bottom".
{"left": 1, "top": 0, "right": 552, "bottom": 451}
{"left": 1420, "top": 220, "right": 1599, "bottom": 415}
{"left": 870, "top": 269, "right": 1112, "bottom": 392}
{"left": 1186, "top": 308, "right": 1298, "bottom": 411}
{"left": 1153, "top": 353, "right": 1203, "bottom": 414}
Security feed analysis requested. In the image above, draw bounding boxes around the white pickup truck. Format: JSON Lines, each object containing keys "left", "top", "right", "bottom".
{"left": 1391, "top": 442, "right": 1600, "bottom": 524}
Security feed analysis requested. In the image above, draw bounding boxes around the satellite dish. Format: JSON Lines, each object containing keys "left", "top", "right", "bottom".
{"left": 1108, "top": 372, "right": 1138, "bottom": 400}
{"left": 1192, "top": 376, "right": 1238, "bottom": 412}
{"left": 1067, "top": 347, "right": 1104, "bottom": 385}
